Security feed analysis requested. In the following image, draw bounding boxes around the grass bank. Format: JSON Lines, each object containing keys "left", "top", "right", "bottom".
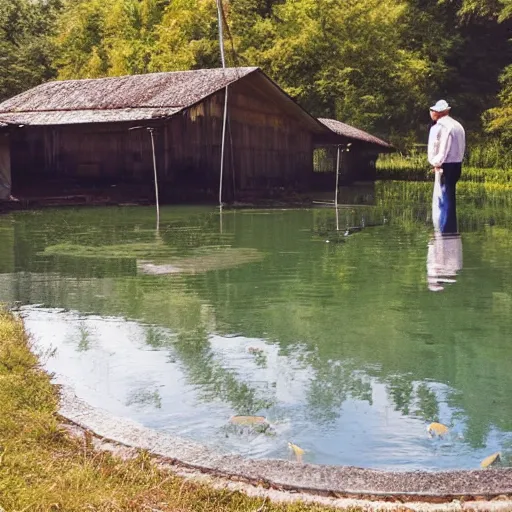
{"left": 376, "top": 159, "right": 512, "bottom": 183}
{"left": 0, "top": 310, "right": 342, "bottom": 512}
{"left": 376, "top": 145, "right": 512, "bottom": 182}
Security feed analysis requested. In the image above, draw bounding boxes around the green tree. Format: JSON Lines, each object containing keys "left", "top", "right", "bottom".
{"left": 449, "top": 0, "right": 512, "bottom": 21}
{"left": 441, "top": 0, "right": 512, "bottom": 141}
{"left": 54, "top": 0, "right": 109, "bottom": 79}
{"left": 235, "top": 0, "right": 444, "bottom": 142}
{"left": 484, "top": 65, "right": 512, "bottom": 141}
{"left": 2, "top": 0, "right": 510, "bottom": 148}
{"left": 0, "top": 0, "right": 62, "bottom": 101}
{"left": 55, "top": 0, "right": 168, "bottom": 78}
{"left": 150, "top": 0, "right": 220, "bottom": 72}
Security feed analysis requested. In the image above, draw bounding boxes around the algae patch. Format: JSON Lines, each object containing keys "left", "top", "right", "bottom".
{"left": 41, "top": 241, "right": 174, "bottom": 260}
{"left": 40, "top": 242, "right": 264, "bottom": 274}
{"left": 137, "top": 247, "right": 264, "bottom": 274}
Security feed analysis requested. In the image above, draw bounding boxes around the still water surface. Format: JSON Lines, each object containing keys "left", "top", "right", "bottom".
{"left": 0, "top": 182, "right": 511, "bottom": 470}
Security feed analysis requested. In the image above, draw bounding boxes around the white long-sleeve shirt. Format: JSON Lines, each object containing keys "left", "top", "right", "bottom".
{"left": 428, "top": 116, "right": 465, "bottom": 167}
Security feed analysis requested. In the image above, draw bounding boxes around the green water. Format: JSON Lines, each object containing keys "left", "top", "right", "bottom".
{"left": 0, "top": 181, "right": 511, "bottom": 470}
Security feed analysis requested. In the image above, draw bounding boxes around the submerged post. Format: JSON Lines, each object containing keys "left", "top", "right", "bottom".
{"left": 334, "top": 143, "right": 351, "bottom": 215}
{"left": 129, "top": 125, "right": 160, "bottom": 229}
{"left": 148, "top": 127, "right": 160, "bottom": 229}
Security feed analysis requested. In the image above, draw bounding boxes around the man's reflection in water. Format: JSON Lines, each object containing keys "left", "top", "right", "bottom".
{"left": 427, "top": 234, "right": 463, "bottom": 292}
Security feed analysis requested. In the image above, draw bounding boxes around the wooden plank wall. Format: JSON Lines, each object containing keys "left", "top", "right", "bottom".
{"left": 226, "top": 82, "right": 313, "bottom": 192}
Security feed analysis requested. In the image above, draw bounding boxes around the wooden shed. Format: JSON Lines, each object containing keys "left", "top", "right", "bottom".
{"left": 312, "top": 118, "right": 394, "bottom": 187}
{"left": 0, "top": 67, "right": 392, "bottom": 203}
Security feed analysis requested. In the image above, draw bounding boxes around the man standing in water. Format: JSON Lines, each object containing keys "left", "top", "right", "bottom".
{"left": 428, "top": 100, "right": 465, "bottom": 234}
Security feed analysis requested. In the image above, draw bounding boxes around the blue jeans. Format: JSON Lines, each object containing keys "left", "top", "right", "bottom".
{"left": 439, "top": 162, "right": 462, "bottom": 234}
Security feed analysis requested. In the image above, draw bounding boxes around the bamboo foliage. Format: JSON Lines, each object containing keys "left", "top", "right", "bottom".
{"left": 0, "top": 0, "right": 511, "bottom": 152}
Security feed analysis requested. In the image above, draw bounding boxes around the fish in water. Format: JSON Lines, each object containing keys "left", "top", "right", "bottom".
{"left": 228, "top": 415, "right": 273, "bottom": 435}
{"left": 427, "top": 422, "right": 449, "bottom": 437}
{"left": 481, "top": 452, "right": 501, "bottom": 469}
{"left": 288, "top": 442, "right": 305, "bottom": 462}
{"left": 230, "top": 415, "right": 267, "bottom": 426}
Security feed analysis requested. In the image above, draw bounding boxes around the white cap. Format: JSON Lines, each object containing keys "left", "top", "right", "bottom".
{"left": 430, "top": 99, "right": 451, "bottom": 112}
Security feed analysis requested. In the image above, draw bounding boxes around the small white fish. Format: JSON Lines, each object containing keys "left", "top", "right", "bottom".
{"left": 288, "top": 442, "right": 305, "bottom": 462}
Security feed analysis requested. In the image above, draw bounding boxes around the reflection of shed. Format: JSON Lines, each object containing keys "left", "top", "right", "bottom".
{"left": 0, "top": 68, "right": 392, "bottom": 203}
{"left": 313, "top": 118, "right": 394, "bottom": 188}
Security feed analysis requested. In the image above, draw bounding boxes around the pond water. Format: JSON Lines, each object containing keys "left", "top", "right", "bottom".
{"left": 0, "top": 181, "right": 511, "bottom": 471}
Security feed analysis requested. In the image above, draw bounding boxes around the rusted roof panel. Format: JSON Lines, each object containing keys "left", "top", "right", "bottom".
{"left": 318, "top": 118, "right": 392, "bottom": 149}
{"left": 0, "top": 67, "right": 258, "bottom": 125}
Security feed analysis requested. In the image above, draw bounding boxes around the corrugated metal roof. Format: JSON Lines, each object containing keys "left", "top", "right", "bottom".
{"left": 318, "top": 118, "right": 392, "bottom": 149}
{"left": 0, "top": 67, "right": 258, "bottom": 125}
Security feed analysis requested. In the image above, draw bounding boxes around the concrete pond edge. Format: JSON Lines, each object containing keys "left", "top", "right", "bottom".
{"left": 58, "top": 386, "right": 512, "bottom": 508}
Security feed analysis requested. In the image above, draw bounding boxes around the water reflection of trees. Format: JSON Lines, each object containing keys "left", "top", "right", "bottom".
{"left": 172, "top": 325, "right": 275, "bottom": 414}
{"left": 306, "top": 358, "right": 373, "bottom": 424}
{"left": 195, "top": 214, "right": 512, "bottom": 446}
{"left": 1, "top": 190, "right": 512, "bottom": 450}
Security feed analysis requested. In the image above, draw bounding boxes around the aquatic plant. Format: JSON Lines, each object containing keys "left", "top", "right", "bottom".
{"left": 41, "top": 240, "right": 174, "bottom": 260}
{"left": 41, "top": 243, "right": 265, "bottom": 274}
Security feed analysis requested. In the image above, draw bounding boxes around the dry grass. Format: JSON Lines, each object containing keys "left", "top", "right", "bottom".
{"left": 0, "top": 310, "right": 350, "bottom": 512}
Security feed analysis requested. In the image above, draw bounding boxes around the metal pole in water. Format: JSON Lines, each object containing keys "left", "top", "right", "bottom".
{"left": 217, "top": 0, "right": 228, "bottom": 208}
{"left": 219, "top": 87, "right": 228, "bottom": 208}
{"left": 335, "top": 144, "right": 341, "bottom": 209}
{"left": 148, "top": 127, "right": 160, "bottom": 229}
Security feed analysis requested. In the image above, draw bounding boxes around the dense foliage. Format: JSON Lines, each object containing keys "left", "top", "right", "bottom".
{"left": 0, "top": 0, "right": 511, "bottom": 149}
{"left": 0, "top": 0, "right": 62, "bottom": 101}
